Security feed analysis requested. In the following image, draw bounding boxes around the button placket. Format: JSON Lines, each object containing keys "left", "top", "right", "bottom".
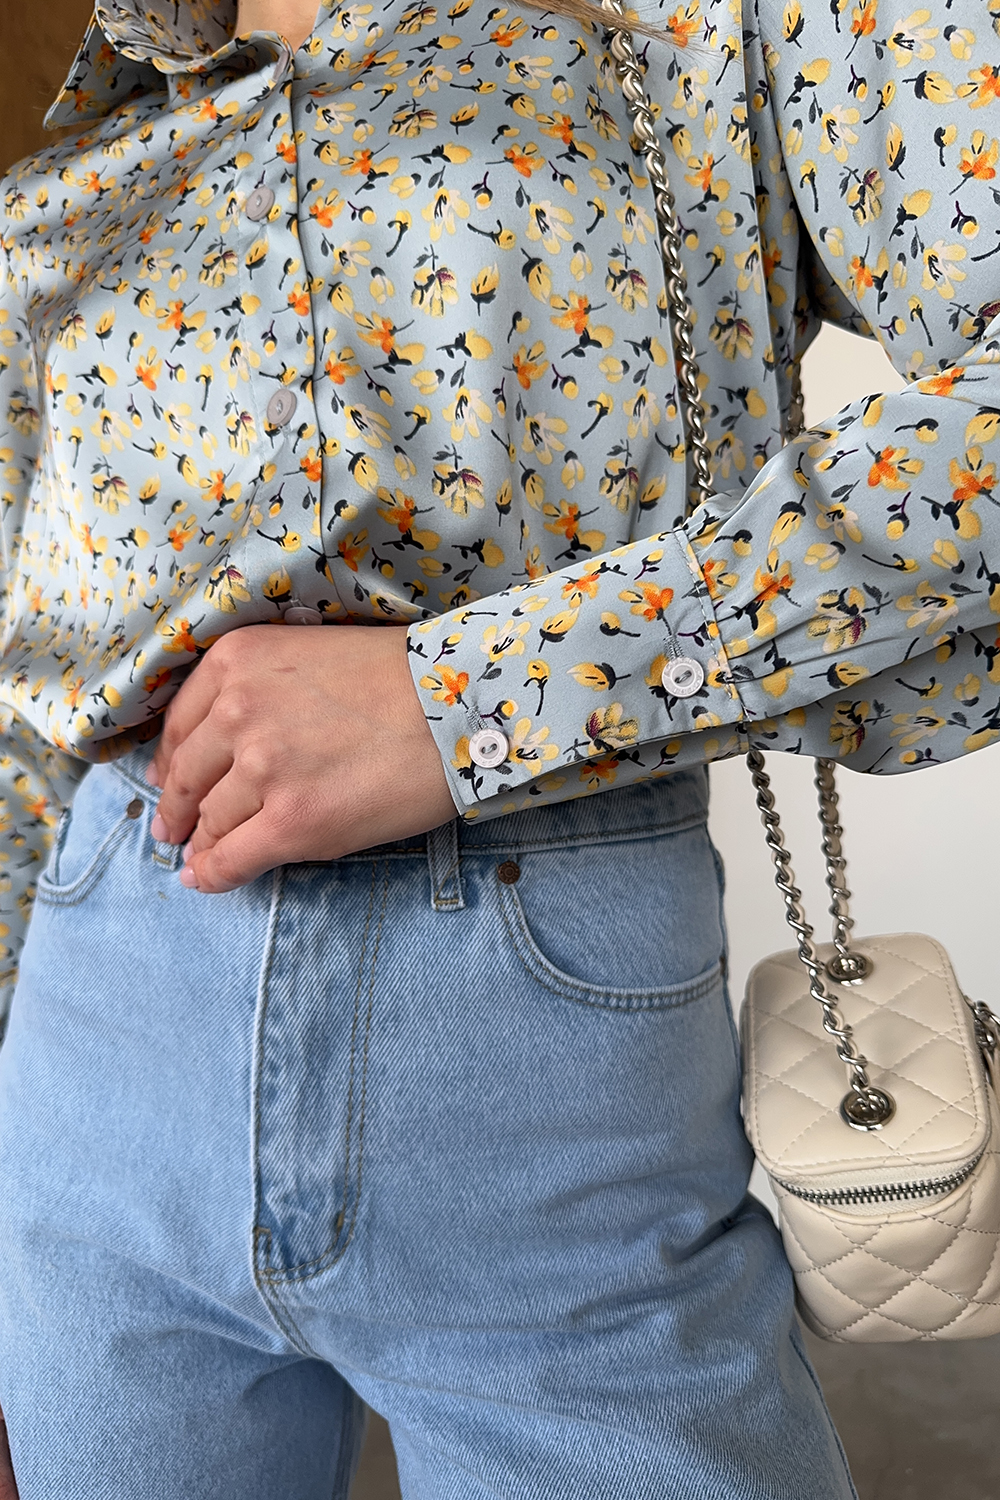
{"left": 244, "top": 184, "right": 276, "bottom": 222}
{"left": 283, "top": 600, "right": 324, "bottom": 625}
{"left": 266, "top": 388, "right": 298, "bottom": 428}
{"left": 233, "top": 71, "right": 327, "bottom": 641}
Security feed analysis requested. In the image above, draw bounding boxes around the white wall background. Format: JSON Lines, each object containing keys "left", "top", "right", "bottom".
{"left": 706, "top": 326, "right": 1000, "bottom": 1206}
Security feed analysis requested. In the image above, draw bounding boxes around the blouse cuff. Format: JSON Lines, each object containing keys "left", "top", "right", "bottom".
{"left": 406, "top": 525, "right": 746, "bottom": 817}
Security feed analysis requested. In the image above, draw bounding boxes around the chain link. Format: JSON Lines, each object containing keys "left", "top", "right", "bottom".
{"left": 814, "top": 759, "right": 873, "bottom": 984}
{"left": 600, "top": 10, "right": 889, "bottom": 1123}
{"left": 746, "top": 747, "right": 880, "bottom": 1094}
{"left": 601, "top": 0, "right": 713, "bottom": 516}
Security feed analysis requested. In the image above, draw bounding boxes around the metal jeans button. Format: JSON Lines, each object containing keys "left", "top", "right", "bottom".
{"left": 266, "top": 389, "right": 297, "bottom": 428}
{"left": 468, "top": 728, "right": 509, "bottom": 768}
{"left": 660, "top": 656, "right": 705, "bottom": 698}
{"left": 245, "top": 185, "right": 275, "bottom": 222}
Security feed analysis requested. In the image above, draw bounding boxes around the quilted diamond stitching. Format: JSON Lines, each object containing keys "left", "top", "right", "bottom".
{"left": 774, "top": 1098, "right": 1000, "bottom": 1341}
{"left": 743, "top": 932, "right": 1000, "bottom": 1343}
{"left": 743, "top": 934, "right": 987, "bottom": 1178}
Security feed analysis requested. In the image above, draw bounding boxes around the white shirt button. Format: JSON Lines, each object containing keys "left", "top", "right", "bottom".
{"left": 468, "top": 728, "right": 509, "bottom": 768}
{"left": 660, "top": 656, "right": 705, "bottom": 698}
{"left": 266, "top": 389, "right": 297, "bottom": 428}
{"left": 283, "top": 605, "right": 324, "bottom": 625}
{"left": 245, "top": 186, "right": 275, "bottom": 222}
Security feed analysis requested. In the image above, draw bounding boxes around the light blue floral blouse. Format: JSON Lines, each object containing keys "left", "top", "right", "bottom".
{"left": 1, "top": 0, "right": 999, "bottom": 1023}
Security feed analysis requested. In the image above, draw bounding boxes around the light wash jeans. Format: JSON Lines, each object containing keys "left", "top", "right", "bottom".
{"left": 0, "top": 748, "right": 856, "bottom": 1499}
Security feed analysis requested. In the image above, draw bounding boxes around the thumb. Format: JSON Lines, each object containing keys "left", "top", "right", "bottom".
{"left": 181, "top": 811, "right": 282, "bottom": 894}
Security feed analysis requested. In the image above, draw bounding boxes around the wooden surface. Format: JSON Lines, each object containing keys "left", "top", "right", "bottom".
{"left": 1, "top": 0, "right": 94, "bottom": 169}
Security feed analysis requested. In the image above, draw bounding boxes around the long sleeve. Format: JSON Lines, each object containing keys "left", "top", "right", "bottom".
{"left": 0, "top": 248, "right": 83, "bottom": 1038}
{"left": 408, "top": 0, "right": 1000, "bottom": 817}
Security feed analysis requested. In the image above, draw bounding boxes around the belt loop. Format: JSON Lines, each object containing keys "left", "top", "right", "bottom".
{"left": 152, "top": 836, "right": 182, "bottom": 870}
{"left": 427, "top": 819, "right": 465, "bottom": 912}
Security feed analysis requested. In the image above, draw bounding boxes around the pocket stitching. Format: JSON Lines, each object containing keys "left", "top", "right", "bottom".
{"left": 255, "top": 857, "right": 389, "bottom": 1284}
{"left": 497, "top": 874, "right": 722, "bottom": 1011}
{"left": 36, "top": 814, "right": 132, "bottom": 906}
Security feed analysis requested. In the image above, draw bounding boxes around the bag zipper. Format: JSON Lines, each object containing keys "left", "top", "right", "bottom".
{"left": 775, "top": 1001, "right": 1000, "bottom": 1207}
{"left": 775, "top": 1154, "right": 983, "bottom": 1208}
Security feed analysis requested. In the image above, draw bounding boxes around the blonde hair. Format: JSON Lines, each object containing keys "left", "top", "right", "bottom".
{"left": 519, "top": 0, "right": 684, "bottom": 45}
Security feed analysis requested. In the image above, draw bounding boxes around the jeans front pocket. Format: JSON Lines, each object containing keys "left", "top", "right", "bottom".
{"left": 494, "top": 821, "right": 725, "bottom": 1011}
{"left": 36, "top": 768, "right": 143, "bottom": 907}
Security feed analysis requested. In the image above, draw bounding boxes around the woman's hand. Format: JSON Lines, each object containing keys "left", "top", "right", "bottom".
{"left": 0, "top": 1406, "right": 18, "bottom": 1500}
{"left": 148, "top": 624, "right": 457, "bottom": 892}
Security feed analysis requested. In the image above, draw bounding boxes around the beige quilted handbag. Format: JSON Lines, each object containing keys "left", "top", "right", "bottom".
{"left": 741, "top": 752, "right": 1000, "bottom": 1342}
{"left": 598, "top": 0, "right": 1000, "bottom": 1342}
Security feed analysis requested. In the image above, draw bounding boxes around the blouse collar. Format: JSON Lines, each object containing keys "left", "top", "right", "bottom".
{"left": 45, "top": 1, "right": 309, "bottom": 129}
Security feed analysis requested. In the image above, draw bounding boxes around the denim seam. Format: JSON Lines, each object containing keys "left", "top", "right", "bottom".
{"left": 709, "top": 839, "right": 741, "bottom": 1069}
{"left": 260, "top": 858, "right": 388, "bottom": 1284}
{"left": 330, "top": 1391, "right": 368, "bottom": 1496}
{"left": 427, "top": 819, "right": 465, "bottom": 910}
{"left": 788, "top": 1322, "right": 861, "bottom": 1499}
{"left": 311, "top": 809, "right": 710, "bottom": 866}
{"left": 248, "top": 870, "right": 320, "bottom": 1356}
{"left": 252, "top": 1226, "right": 318, "bottom": 1357}
{"left": 109, "top": 758, "right": 707, "bottom": 858}
{"left": 458, "top": 811, "right": 708, "bottom": 855}
{"left": 34, "top": 816, "right": 131, "bottom": 907}
{"left": 498, "top": 874, "right": 724, "bottom": 1011}
{"left": 110, "top": 760, "right": 157, "bottom": 797}
{"left": 48, "top": 804, "right": 72, "bottom": 882}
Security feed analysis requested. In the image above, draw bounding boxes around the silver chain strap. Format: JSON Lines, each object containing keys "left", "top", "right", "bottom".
{"left": 746, "top": 747, "right": 894, "bottom": 1130}
{"left": 604, "top": 3, "right": 894, "bottom": 1131}
{"left": 601, "top": 0, "right": 712, "bottom": 516}
{"left": 815, "top": 759, "right": 873, "bottom": 986}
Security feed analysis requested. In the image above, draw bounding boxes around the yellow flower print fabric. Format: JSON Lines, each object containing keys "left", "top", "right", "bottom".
{"left": 0, "top": 0, "right": 999, "bottom": 1026}
{"left": 408, "top": 0, "right": 1000, "bottom": 804}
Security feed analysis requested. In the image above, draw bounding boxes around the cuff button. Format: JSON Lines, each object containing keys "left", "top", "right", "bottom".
{"left": 469, "top": 728, "right": 509, "bottom": 769}
{"left": 660, "top": 656, "right": 705, "bottom": 698}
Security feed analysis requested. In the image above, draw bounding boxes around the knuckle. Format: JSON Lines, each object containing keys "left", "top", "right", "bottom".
{"left": 163, "top": 745, "right": 196, "bottom": 801}
{"left": 235, "top": 738, "right": 273, "bottom": 783}
{"left": 170, "top": 774, "right": 197, "bottom": 804}
{"left": 214, "top": 689, "right": 253, "bottom": 733}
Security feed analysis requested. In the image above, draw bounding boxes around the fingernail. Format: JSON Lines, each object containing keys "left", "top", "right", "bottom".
{"left": 179, "top": 865, "right": 199, "bottom": 889}
{"left": 145, "top": 763, "right": 162, "bottom": 787}
{"left": 182, "top": 841, "right": 193, "bottom": 863}
{"left": 150, "top": 813, "right": 170, "bottom": 842}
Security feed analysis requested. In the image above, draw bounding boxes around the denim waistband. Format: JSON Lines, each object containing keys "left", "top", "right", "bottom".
{"left": 450, "top": 769, "right": 708, "bottom": 854}
{"left": 109, "top": 745, "right": 708, "bottom": 857}
{"left": 104, "top": 748, "right": 709, "bottom": 914}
